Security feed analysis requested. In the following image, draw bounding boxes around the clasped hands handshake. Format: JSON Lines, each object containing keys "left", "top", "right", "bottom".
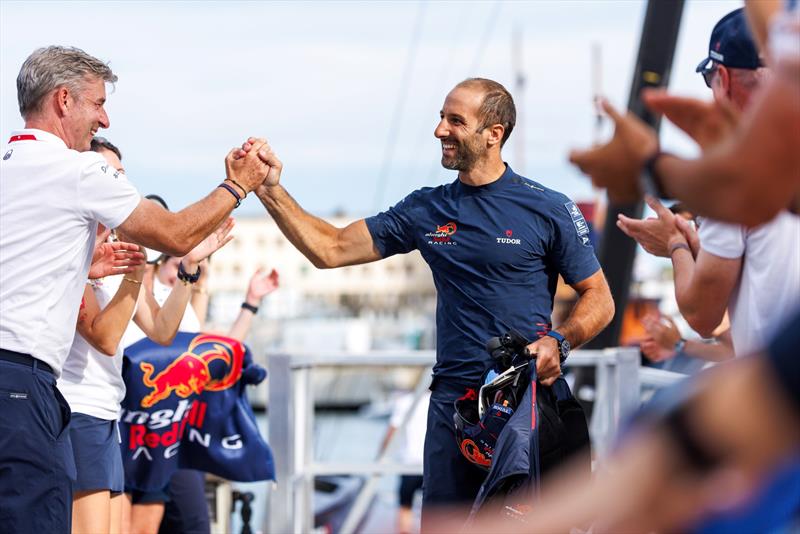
{"left": 225, "top": 136, "right": 283, "bottom": 200}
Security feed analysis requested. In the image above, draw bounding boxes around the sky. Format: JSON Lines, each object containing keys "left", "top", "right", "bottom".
{"left": 1, "top": 0, "right": 742, "bottom": 217}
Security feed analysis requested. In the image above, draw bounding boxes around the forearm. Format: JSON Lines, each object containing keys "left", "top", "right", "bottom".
{"left": 683, "top": 339, "right": 734, "bottom": 363}
{"left": 693, "top": 355, "right": 800, "bottom": 478}
{"left": 122, "top": 188, "right": 237, "bottom": 257}
{"left": 227, "top": 309, "right": 254, "bottom": 342}
{"left": 258, "top": 185, "right": 357, "bottom": 268}
{"left": 744, "top": 0, "right": 782, "bottom": 55}
{"left": 149, "top": 282, "right": 194, "bottom": 343}
{"left": 557, "top": 285, "right": 614, "bottom": 348}
{"left": 671, "top": 250, "right": 718, "bottom": 336}
{"left": 84, "top": 278, "right": 142, "bottom": 355}
{"left": 190, "top": 288, "right": 209, "bottom": 328}
{"left": 658, "top": 78, "right": 800, "bottom": 227}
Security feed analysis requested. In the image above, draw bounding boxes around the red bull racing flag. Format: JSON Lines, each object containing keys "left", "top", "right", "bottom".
{"left": 120, "top": 332, "right": 275, "bottom": 491}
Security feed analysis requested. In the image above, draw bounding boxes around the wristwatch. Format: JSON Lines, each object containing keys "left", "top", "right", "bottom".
{"left": 545, "top": 330, "right": 571, "bottom": 364}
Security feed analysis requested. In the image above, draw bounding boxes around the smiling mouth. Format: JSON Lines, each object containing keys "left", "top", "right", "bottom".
{"left": 441, "top": 142, "right": 456, "bottom": 152}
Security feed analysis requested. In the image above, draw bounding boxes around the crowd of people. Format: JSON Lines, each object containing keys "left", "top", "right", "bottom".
{"left": 0, "top": 0, "right": 797, "bottom": 533}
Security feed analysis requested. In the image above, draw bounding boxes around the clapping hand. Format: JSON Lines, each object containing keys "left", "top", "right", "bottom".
{"left": 640, "top": 314, "right": 681, "bottom": 363}
{"left": 183, "top": 217, "right": 236, "bottom": 271}
{"left": 617, "top": 196, "right": 688, "bottom": 258}
{"left": 89, "top": 229, "right": 145, "bottom": 279}
{"left": 245, "top": 268, "right": 280, "bottom": 304}
{"left": 568, "top": 98, "right": 659, "bottom": 204}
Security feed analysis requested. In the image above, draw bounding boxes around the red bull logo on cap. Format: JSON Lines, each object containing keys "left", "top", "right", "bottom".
{"left": 139, "top": 333, "right": 244, "bottom": 408}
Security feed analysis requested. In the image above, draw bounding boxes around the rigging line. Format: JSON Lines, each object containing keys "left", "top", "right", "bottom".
{"left": 408, "top": 2, "right": 474, "bottom": 189}
{"left": 467, "top": 1, "right": 503, "bottom": 75}
{"left": 426, "top": 0, "right": 503, "bottom": 184}
{"left": 372, "top": 1, "right": 427, "bottom": 211}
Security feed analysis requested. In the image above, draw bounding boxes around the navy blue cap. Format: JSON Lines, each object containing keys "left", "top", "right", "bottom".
{"left": 696, "top": 8, "right": 761, "bottom": 73}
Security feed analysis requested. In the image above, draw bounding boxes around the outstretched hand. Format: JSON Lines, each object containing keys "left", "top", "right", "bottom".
{"left": 246, "top": 268, "right": 280, "bottom": 304}
{"left": 89, "top": 241, "right": 145, "bottom": 279}
{"left": 568, "top": 98, "right": 659, "bottom": 204}
{"left": 616, "top": 196, "right": 687, "bottom": 258}
{"left": 184, "top": 217, "right": 235, "bottom": 268}
{"left": 642, "top": 89, "right": 740, "bottom": 151}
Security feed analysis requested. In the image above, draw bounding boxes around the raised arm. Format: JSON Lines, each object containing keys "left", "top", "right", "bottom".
{"left": 117, "top": 141, "right": 268, "bottom": 256}
{"left": 132, "top": 219, "right": 235, "bottom": 345}
{"left": 77, "top": 264, "right": 145, "bottom": 356}
{"left": 258, "top": 185, "right": 381, "bottom": 268}
{"left": 228, "top": 268, "right": 279, "bottom": 341}
{"left": 249, "top": 140, "right": 382, "bottom": 268}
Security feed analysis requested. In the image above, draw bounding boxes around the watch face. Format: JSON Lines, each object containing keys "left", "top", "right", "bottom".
{"left": 562, "top": 340, "right": 571, "bottom": 356}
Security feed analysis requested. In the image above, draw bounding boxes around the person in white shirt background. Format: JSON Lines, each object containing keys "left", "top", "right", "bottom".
{"left": 617, "top": 8, "right": 800, "bottom": 358}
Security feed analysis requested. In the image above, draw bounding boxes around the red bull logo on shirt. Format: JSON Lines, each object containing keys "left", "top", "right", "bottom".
{"left": 426, "top": 221, "right": 459, "bottom": 246}
{"left": 435, "top": 222, "right": 457, "bottom": 235}
{"left": 139, "top": 333, "right": 244, "bottom": 408}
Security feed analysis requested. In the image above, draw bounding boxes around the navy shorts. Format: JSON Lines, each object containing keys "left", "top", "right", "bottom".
{"left": 0, "top": 350, "right": 75, "bottom": 534}
{"left": 420, "top": 380, "right": 488, "bottom": 531}
{"left": 70, "top": 413, "right": 124, "bottom": 493}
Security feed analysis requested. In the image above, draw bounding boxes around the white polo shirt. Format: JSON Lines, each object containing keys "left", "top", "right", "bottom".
{"left": 58, "top": 279, "right": 127, "bottom": 419}
{"left": 0, "top": 129, "right": 141, "bottom": 376}
{"left": 698, "top": 212, "right": 800, "bottom": 356}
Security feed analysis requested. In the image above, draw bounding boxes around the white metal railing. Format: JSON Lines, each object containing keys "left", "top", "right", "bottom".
{"left": 264, "top": 348, "right": 686, "bottom": 534}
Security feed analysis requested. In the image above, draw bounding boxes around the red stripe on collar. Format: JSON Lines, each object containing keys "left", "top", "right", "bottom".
{"left": 8, "top": 134, "right": 37, "bottom": 143}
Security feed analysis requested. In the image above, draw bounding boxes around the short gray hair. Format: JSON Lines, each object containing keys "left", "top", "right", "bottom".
{"left": 16, "top": 46, "right": 117, "bottom": 119}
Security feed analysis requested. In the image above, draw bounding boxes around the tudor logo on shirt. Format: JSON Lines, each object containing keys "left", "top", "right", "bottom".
{"left": 496, "top": 228, "right": 521, "bottom": 245}
{"left": 425, "top": 221, "right": 458, "bottom": 246}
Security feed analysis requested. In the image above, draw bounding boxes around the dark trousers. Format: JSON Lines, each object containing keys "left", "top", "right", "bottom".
{"left": 159, "top": 469, "right": 210, "bottom": 534}
{"left": 420, "top": 381, "right": 487, "bottom": 532}
{"left": 0, "top": 351, "right": 75, "bottom": 534}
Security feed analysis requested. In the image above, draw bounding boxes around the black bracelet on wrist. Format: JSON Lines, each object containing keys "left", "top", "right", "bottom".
{"left": 642, "top": 151, "right": 669, "bottom": 199}
{"left": 226, "top": 178, "right": 248, "bottom": 197}
{"left": 241, "top": 302, "right": 259, "bottom": 314}
{"left": 218, "top": 183, "right": 242, "bottom": 208}
{"left": 177, "top": 262, "right": 201, "bottom": 284}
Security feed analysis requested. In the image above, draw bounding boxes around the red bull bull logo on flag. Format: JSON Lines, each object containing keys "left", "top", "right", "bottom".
{"left": 119, "top": 332, "right": 274, "bottom": 491}
{"left": 139, "top": 333, "right": 244, "bottom": 408}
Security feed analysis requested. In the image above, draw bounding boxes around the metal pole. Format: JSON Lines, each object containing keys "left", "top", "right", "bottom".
{"left": 339, "top": 367, "right": 432, "bottom": 534}
{"left": 588, "top": 0, "right": 685, "bottom": 348}
{"left": 266, "top": 354, "right": 294, "bottom": 534}
{"left": 293, "top": 366, "right": 314, "bottom": 533}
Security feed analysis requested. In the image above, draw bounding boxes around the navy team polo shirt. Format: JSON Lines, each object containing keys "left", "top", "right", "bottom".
{"left": 365, "top": 164, "right": 601, "bottom": 384}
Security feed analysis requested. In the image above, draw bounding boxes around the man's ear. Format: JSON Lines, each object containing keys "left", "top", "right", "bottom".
{"left": 55, "top": 87, "right": 70, "bottom": 117}
{"left": 486, "top": 124, "right": 505, "bottom": 148}
{"left": 715, "top": 66, "right": 731, "bottom": 94}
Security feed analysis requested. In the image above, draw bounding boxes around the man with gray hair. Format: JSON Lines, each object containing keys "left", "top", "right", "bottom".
{"left": 0, "top": 45, "right": 274, "bottom": 532}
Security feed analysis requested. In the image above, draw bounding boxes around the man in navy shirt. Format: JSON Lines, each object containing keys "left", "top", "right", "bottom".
{"left": 251, "top": 78, "right": 614, "bottom": 526}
